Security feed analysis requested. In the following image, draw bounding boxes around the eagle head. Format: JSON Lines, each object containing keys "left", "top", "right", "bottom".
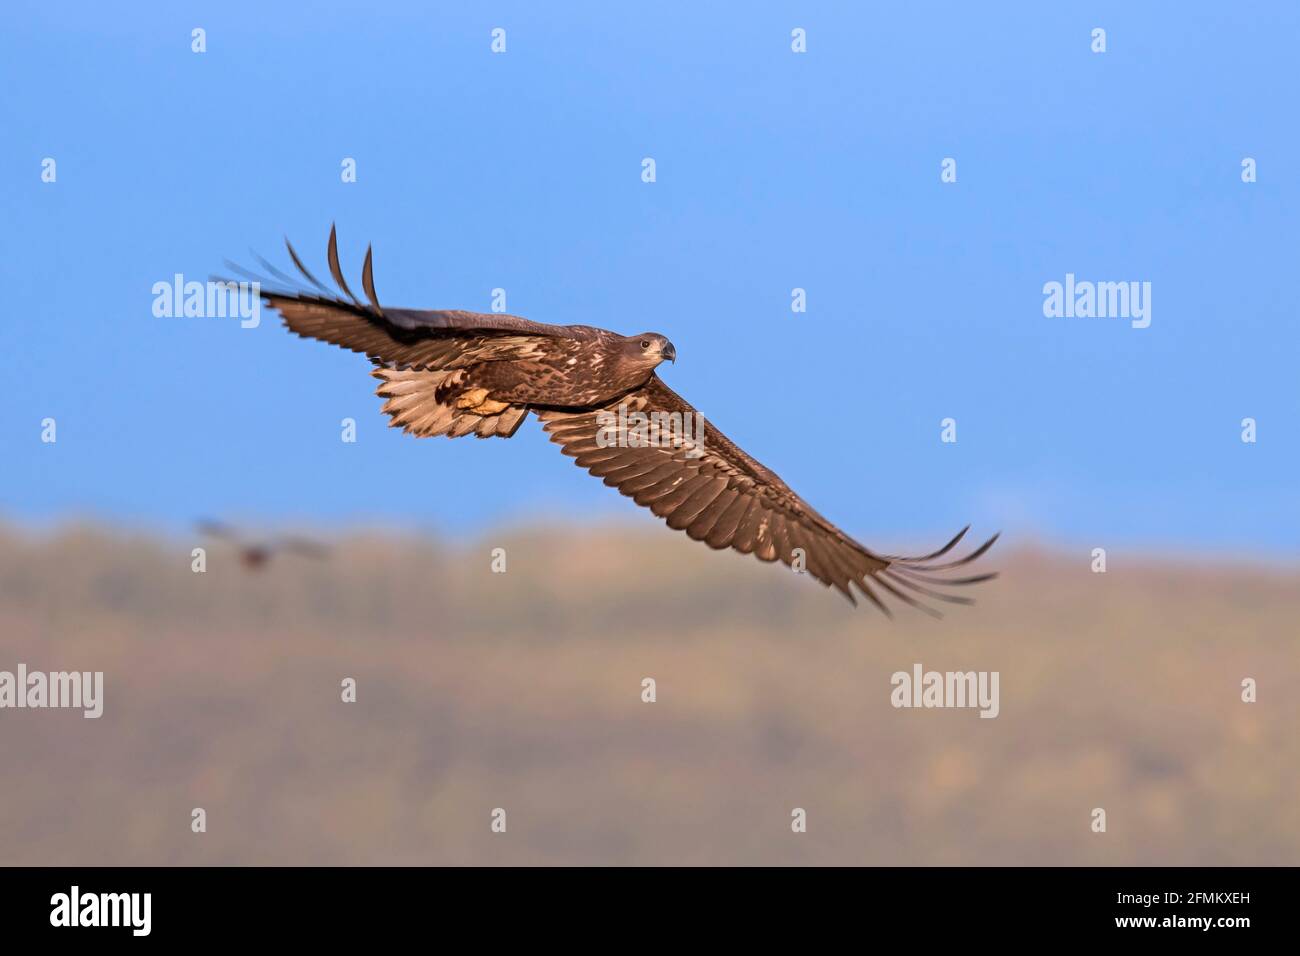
{"left": 627, "top": 333, "right": 676, "bottom": 366}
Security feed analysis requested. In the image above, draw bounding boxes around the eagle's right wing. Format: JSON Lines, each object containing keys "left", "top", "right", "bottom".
{"left": 538, "top": 375, "right": 998, "bottom": 615}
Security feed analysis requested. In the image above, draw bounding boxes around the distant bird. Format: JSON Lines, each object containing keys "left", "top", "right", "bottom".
{"left": 222, "top": 226, "right": 997, "bottom": 614}
{"left": 196, "top": 520, "right": 329, "bottom": 571}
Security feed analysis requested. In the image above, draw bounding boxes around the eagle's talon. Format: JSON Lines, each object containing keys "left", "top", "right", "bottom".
{"left": 455, "top": 387, "right": 490, "bottom": 409}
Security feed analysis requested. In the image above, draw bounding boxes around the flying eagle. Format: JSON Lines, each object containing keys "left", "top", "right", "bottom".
{"left": 223, "top": 227, "right": 997, "bottom": 615}
{"left": 197, "top": 519, "right": 330, "bottom": 570}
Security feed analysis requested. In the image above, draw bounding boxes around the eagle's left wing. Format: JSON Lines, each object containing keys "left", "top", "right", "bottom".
{"left": 220, "top": 225, "right": 593, "bottom": 373}
{"left": 537, "top": 375, "right": 997, "bottom": 615}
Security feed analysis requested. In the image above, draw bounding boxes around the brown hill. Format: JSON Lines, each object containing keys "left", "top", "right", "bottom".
{"left": 0, "top": 521, "right": 1295, "bottom": 865}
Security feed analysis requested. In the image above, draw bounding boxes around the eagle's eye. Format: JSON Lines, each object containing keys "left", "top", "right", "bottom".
{"left": 640, "top": 340, "right": 650, "bottom": 349}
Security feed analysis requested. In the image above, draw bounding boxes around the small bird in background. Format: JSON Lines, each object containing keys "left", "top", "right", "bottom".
{"left": 221, "top": 226, "right": 997, "bottom": 615}
{"left": 196, "top": 520, "right": 329, "bottom": 571}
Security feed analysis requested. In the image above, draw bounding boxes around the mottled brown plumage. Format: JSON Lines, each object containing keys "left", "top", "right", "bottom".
{"left": 224, "top": 226, "right": 998, "bottom": 614}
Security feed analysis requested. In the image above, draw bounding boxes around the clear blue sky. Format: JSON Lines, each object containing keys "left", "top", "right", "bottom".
{"left": 3, "top": 1, "right": 1297, "bottom": 555}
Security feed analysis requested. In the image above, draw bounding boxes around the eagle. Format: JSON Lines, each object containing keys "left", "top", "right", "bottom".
{"left": 222, "top": 226, "right": 997, "bottom": 615}
{"left": 197, "top": 519, "right": 329, "bottom": 571}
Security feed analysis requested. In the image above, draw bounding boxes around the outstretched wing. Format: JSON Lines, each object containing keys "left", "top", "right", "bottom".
{"left": 537, "top": 376, "right": 998, "bottom": 615}
{"left": 221, "top": 224, "right": 597, "bottom": 371}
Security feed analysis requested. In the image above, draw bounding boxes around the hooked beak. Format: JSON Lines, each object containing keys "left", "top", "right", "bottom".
{"left": 662, "top": 341, "right": 676, "bottom": 363}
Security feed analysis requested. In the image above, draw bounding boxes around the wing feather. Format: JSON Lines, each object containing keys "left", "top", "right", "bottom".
{"left": 686, "top": 487, "right": 740, "bottom": 540}
{"left": 704, "top": 494, "right": 753, "bottom": 549}
{"left": 666, "top": 477, "right": 729, "bottom": 530}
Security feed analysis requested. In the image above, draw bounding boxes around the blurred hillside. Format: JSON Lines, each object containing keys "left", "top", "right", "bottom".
{"left": 0, "top": 520, "right": 1295, "bottom": 866}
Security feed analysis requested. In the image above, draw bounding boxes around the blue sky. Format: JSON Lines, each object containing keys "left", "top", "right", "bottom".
{"left": 2, "top": 1, "right": 1297, "bottom": 556}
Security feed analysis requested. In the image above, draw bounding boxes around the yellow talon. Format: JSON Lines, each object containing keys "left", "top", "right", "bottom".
{"left": 455, "top": 387, "right": 509, "bottom": 415}
{"left": 456, "top": 387, "right": 490, "bottom": 409}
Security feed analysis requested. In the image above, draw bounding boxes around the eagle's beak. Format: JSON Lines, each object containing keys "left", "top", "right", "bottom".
{"left": 663, "top": 341, "right": 676, "bottom": 363}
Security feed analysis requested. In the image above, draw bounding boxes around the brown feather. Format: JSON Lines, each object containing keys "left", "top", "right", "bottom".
{"left": 361, "top": 244, "right": 382, "bottom": 314}
{"left": 326, "top": 223, "right": 365, "bottom": 308}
